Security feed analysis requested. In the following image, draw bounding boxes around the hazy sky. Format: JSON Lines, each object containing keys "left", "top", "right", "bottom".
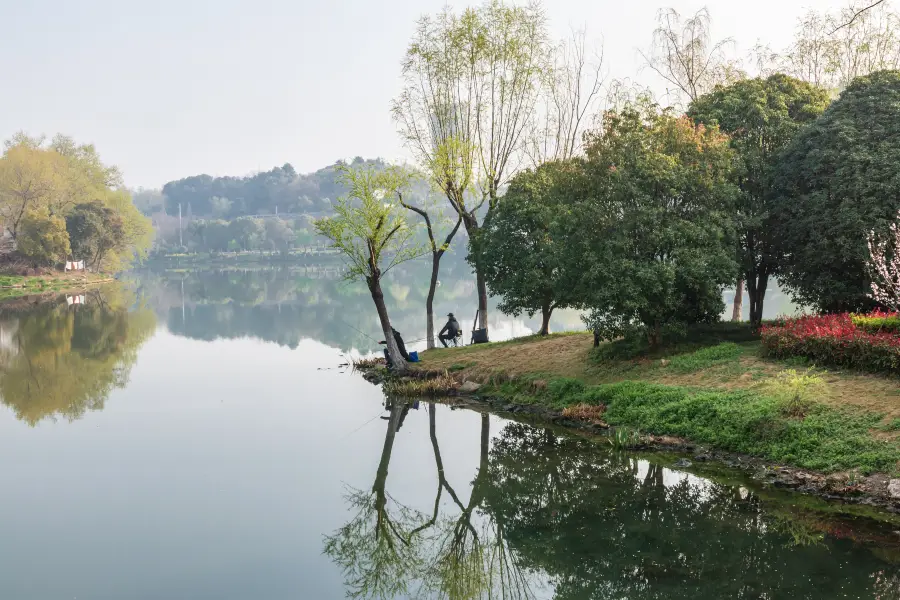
{"left": 0, "top": 0, "right": 851, "bottom": 189}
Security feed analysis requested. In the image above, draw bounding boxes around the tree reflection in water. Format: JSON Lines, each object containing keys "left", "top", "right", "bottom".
{"left": 0, "top": 287, "right": 156, "bottom": 425}
{"left": 324, "top": 402, "right": 537, "bottom": 600}
{"left": 327, "top": 407, "right": 900, "bottom": 600}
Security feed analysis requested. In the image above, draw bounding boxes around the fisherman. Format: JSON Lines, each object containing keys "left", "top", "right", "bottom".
{"left": 438, "top": 312, "right": 461, "bottom": 348}
{"left": 379, "top": 327, "right": 410, "bottom": 367}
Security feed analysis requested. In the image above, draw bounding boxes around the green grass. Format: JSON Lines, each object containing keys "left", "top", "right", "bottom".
{"left": 667, "top": 342, "right": 745, "bottom": 373}
{"left": 482, "top": 376, "right": 900, "bottom": 474}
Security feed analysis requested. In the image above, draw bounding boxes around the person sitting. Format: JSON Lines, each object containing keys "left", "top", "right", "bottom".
{"left": 438, "top": 313, "right": 461, "bottom": 348}
{"left": 379, "top": 327, "right": 410, "bottom": 367}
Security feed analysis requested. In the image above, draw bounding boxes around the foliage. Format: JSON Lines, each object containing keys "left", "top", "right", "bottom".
{"left": 489, "top": 376, "right": 900, "bottom": 473}
{"left": 593, "top": 321, "right": 762, "bottom": 361}
{"left": 867, "top": 208, "right": 900, "bottom": 310}
{"left": 852, "top": 312, "right": 900, "bottom": 333}
{"left": 473, "top": 160, "right": 582, "bottom": 333}
{"left": 761, "top": 313, "right": 900, "bottom": 375}
{"left": 17, "top": 210, "right": 70, "bottom": 266}
{"left": 773, "top": 70, "right": 900, "bottom": 312}
{"left": 314, "top": 165, "right": 425, "bottom": 283}
{"left": 161, "top": 157, "right": 384, "bottom": 218}
{"left": 687, "top": 75, "right": 830, "bottom": 324}
{"left": 764, "top": 368, "right": 826, "bottom": 417}
{"left": 577, "top": 101, "right": 739, "bottom": 346}
{"left": 66, "top": 201, "right": 126, "bottom": 270}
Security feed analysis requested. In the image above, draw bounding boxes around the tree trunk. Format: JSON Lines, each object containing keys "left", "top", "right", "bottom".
{"left": 732, "top": 279, "right": 744, "bottom": 322}
{"left": 475, "top": 268, "right": 489, "bottom": 335}
{"left": 426, "top": 254, "right": 440, "bottom": 350}
{"left": 462, "top": 214, "right": 489, "bottom": 340}
{"left": 593, "top": 331, "right": 601, "bottom": 347}
{"left": 369, "top": 276, "right": 407, "bottom": 373}
{"left": 748, "top": 272, "right": 769, "bottom": 327}
{"left": 539, "top": 302, "right": 553, "bottom": 336}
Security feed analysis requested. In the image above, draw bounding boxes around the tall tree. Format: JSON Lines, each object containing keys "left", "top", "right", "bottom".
{"left": 688, "top": 75, "right": 831, "bottom": 325}
{"left": 773, "top": 70, "right": 900, "bottom": 312}
{"left": 578, "top": 100, "right": 738, "bottom": 347}
{"left": 394, "top": 1, "right": 549, "bottom": 339}
{"left": 314, "top": 165, "right": 426, "bottom": 371}
{"left": 474, "top": 160, "right": 583, "bottom": 335}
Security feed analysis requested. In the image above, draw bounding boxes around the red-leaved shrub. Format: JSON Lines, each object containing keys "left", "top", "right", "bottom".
{"left": 761, "top": 312, "right": 900, "bottom": 374}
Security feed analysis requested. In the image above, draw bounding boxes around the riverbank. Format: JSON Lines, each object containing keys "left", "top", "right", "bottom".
{"left": 358, "top": 325, "right": 900, "bottom": 511}
{"left": 0, "top": 272, "right": 115, "bottom": 300}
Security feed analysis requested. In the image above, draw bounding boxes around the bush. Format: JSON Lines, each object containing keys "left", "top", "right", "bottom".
{"left": 851, "top": 312, "right": 900, "bottom": 333}
{"left": 17, "top": 210, "right": 71, "bottom": 266}
{"left": 761, "top": 313, "right": 900, "bottom": 375}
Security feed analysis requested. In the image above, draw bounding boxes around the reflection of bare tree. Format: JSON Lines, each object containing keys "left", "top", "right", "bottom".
{"left": 324, "top": 403, "right": 536, "bottom": 600}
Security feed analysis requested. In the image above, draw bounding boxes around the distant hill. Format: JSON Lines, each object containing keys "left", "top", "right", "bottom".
{"left": 159, "top": 157, "right": 388, "bottom": 219}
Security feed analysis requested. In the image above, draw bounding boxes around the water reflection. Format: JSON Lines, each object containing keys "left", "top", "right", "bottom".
{"left": 0, "top": 287, "right": 156, "bottom": 424}
{"left": 326, "top": 402, "right": 900, "bottom": 600}
{"left": 133, "top": 261, "right": 584, "bottom": 352}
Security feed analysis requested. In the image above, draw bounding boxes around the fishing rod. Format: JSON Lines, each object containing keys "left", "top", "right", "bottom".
{"left": 337, "top": 318, "right": 380, "bottom": 344}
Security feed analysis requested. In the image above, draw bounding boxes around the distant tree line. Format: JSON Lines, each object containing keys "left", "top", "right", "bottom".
{"left": 157, "top": 157, "right": 387, "bottom": 220}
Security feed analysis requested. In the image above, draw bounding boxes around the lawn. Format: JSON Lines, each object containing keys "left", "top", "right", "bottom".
{"left": 412, "top": 325, "right": 900, "bottom": 474}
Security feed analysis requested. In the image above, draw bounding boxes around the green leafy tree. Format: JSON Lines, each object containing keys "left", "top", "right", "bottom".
{"left": 578, "top": 101, "right": 738, "bottom": 347}
{"left": 228, "top": 217, "right": 265, "bottom": 251}
{"left": 66, "top": 201, "right": 126, "bottom": 271}
{"left": 688, "top": 74, "right": 830, "bottom": 325}
{"left": 474, "top": 160, "right": 583, "bottom": 335}
{"left": 17, "top": 209, "right": 71, "bottom": 266}
{"left": 263, "top": 218, "right": 295, "bottom": 253}
{"left": 314, "top": 164, "right": 426, "bottom": 371}
{"left": 394, "top": 1, "right": 550, "bottom": 339}
{"left": 773, "top": 70, "right": 900, "bottom": 312}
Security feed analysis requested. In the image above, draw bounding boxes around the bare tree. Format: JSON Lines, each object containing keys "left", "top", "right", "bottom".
{"left": 777, "top": 1, "right": 900, "bottom": 90}
{"left": 526, "top": 29, "right": 606, "bottom": 167}
{"left": 640, "top": 8, "right": 741, "bottom": 105}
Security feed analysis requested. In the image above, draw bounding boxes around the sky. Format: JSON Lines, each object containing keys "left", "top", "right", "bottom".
{"left": 0, "top": 0, "right": 852, "bottom": 189}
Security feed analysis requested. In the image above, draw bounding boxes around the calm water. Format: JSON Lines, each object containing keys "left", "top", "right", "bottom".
{"left": 0, "top": 267, "right": 896, "bottom": 600}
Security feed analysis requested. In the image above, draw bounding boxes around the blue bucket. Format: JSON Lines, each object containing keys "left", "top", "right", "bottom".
{"left": 408, "top": 351, "right": 419, "bottom": 363}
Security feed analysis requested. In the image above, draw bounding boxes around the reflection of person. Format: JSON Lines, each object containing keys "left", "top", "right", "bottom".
{"left": 438, "top": 313, "right": 460, "bottom": 348}
{"left": 379, "top": 327, "right": 410, "bottom": 367}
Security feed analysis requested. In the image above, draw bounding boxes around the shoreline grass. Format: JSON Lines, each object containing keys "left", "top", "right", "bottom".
{"left": 409, "top": 326, "right": 900, "bottom": 476}
{"left": 0, "top": 273, "right": 114, "bottom": 300}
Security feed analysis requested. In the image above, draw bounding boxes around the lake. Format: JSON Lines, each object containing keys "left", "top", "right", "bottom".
{"left": 0, "top": 266, "right": 897, "bottom": 600}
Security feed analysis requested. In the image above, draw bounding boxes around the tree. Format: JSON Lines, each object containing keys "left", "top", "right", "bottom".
{"left": 397, "top": 187, "right": 461, "bottom": 349}
{"left": 474, "top": 160, "right": 582, "bottom": 335}
{"left": 65, "top": 201, "right": 126, "bottom": 270}
{"left": 264, "top": 218, "right": 295, "bottom": 253}
{"left": 640, "top": 8, "right": 741, "bottom": 105}
{"left": 0, "top": 143, "right": 60, "bottom": 239}
{"left": 867, "top": 208, "right": 900, "bottom": 310}
{"left": 17, "top": 209, "right": 70, "bottom": 266}
{"left": 314, "top": 165, "right": 426, "bottom": 371}
{"left": 526, "top": 28, "right": 606, "bottom": 166}
{"left": 773, "top": 70, "right": 900, "bottom": 312}
{"left": 394, "top": 1, "right": 550, "bottom": 338}
{"left": 774, "top": 2, "right": 900, "bottom": 90}
{"left": 578, "top": 101, "right": 738, "bottom": 347}
{"left": 228, "top": 217, "right": 265, "bottom": 251}
{"left": 688, "top": 75, "right": 830, "bottom": 325}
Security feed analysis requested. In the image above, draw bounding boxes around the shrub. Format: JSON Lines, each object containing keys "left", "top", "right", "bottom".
{"left": 851, "top": 312, "right": 900, "bottom": 333}
{"left": 763, "top": 369, "right": 826, "bottom": 417}
{"left": 761, "top": 313, "right": 900, "bottom": 375}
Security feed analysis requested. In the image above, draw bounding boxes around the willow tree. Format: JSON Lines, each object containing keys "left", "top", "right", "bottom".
{"left": 394, "top": 1, "right": 549, "bottom": 339}
{"left": 314, "top": 165, "right": 425, "bottom": 371}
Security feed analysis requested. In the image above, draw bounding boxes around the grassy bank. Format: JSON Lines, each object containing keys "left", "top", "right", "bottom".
{"left": 0, "top": 272, "right": 114, "bottom": 300}
{"left": 402, "top": 326, "right": 900, "bottom": 476}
